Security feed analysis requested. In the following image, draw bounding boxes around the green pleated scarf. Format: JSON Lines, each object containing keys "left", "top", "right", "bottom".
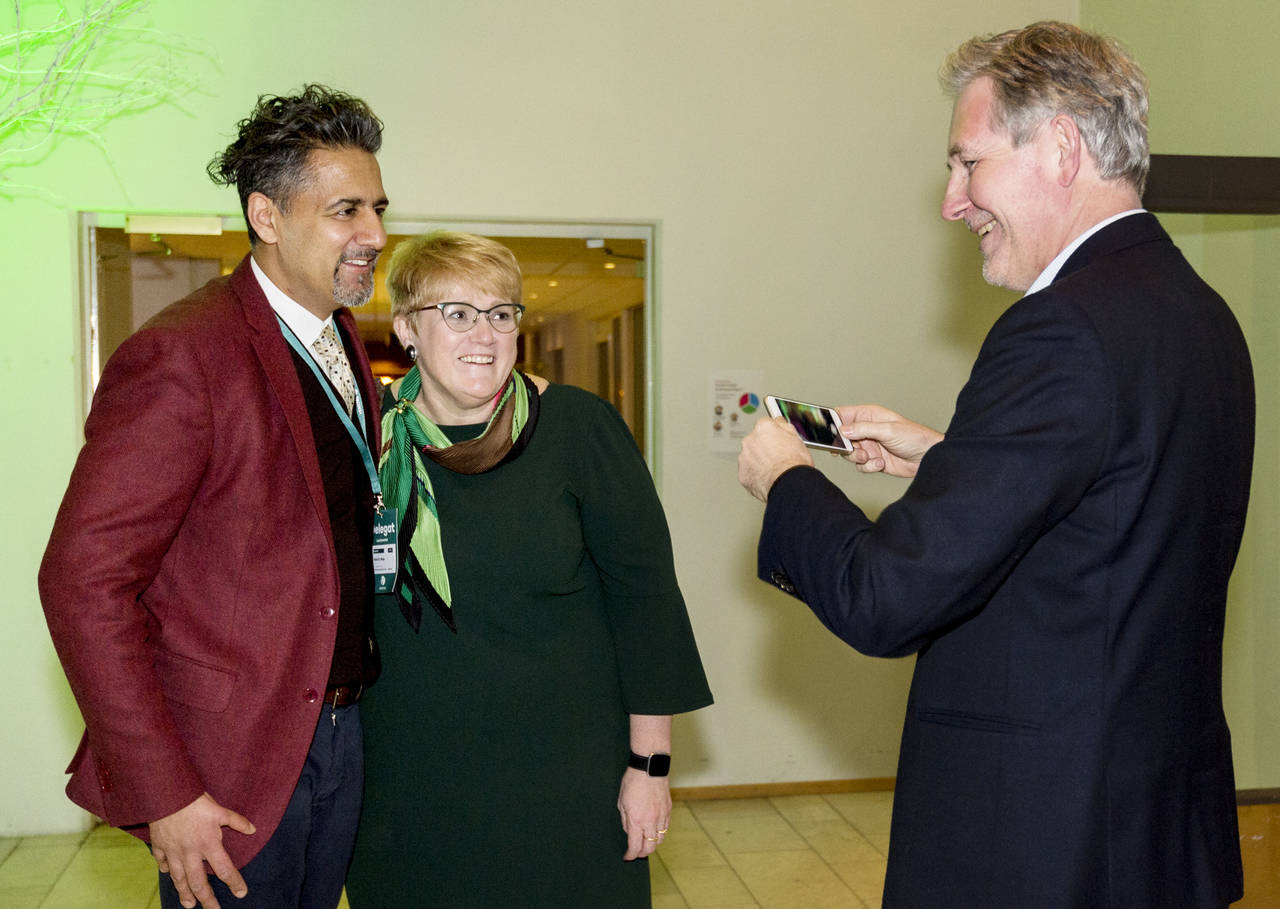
{"left": 378, "top": 367, "right": 533, "bottom": 630}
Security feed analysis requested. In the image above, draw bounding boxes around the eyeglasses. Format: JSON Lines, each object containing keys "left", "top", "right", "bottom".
{"left": 410, "top": 301, "right": 525, "bottom": 333}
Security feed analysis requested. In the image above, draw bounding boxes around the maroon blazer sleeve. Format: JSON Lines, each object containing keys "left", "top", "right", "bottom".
{"left": 40, "top": 309, "right": 216, "bottom": 825}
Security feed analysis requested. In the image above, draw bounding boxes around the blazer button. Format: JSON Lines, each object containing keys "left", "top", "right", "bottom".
{"left": 304, "top": 688, "right": 319, "bottom": 703}
{"left": 770, "top": 571, "right": 796, "bottom": 595}
{"left": 320, "top": 606, "right": 336, "bottom": 619}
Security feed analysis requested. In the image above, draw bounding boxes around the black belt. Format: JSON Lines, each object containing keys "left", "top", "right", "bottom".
{"left": 324, "top": 683, "right": 363, "bottom": 707}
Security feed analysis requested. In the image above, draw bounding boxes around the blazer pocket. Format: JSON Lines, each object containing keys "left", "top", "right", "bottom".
{"left": 153, "top": 647, "right": 235, "bottom": 713}
{"left": 916, "top": 707, "right": 1042, "bottom": 736}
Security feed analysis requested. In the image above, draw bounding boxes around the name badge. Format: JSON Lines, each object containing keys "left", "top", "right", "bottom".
{"left": 372, "top": 507, "right": 399, "bottom": 594}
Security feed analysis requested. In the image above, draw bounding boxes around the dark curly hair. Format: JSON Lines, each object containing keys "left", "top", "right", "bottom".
{"left": 207, "top": 84, "right": 384, "bottom": 244}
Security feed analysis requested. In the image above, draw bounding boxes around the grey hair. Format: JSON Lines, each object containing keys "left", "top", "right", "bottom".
{"left": 941, "top": 21, "right": 1149, "bottom": 193}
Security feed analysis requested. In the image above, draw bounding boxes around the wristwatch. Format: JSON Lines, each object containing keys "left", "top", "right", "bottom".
{"left": 628, "top": 750, "right": 672, "bottom": 777}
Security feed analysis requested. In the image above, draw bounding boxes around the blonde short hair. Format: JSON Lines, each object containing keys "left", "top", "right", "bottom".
{"left": 387, "top": 230, "right": 523, "bottom": 319}
{"left": 941, "top": 21, "right": 1149, "bottom": 193}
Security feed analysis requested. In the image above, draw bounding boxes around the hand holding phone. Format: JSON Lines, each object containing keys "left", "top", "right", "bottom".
{"left": 763, "top": 395, "right": 853, "bottom": 453}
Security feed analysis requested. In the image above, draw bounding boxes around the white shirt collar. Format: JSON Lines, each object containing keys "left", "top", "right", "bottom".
{"left": 250, "top": 254, "right": 332, "bottom": 346}
{"left": 1024, "top": 209, "right": 1147, "bottom": 297}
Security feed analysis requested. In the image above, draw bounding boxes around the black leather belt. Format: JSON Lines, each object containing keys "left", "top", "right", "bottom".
{"left": 325, "top": 683, "right": 363, "bottom": 707}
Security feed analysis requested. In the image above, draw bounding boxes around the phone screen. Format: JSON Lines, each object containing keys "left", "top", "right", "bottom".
{"left": 771, "top": 398, "right": 847, "bottom": 449}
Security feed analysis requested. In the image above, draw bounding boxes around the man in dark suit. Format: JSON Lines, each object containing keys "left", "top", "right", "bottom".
{"left": 739, "top": 22, "right": 1252, "bottom": 908}
{"left": 40, "top": 85, "right": 389, "bottom": 909}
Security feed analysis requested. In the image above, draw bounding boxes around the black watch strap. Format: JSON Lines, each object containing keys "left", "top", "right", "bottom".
{"left": 628, "top": 750, "right": 671, "bottom": 777}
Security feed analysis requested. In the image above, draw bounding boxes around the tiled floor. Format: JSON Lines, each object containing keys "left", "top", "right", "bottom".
{"left": 0, "top": 792, "right": 890, "bottom": 908}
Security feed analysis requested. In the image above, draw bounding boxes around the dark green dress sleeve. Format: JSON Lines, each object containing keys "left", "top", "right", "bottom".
{"left": 569, "top": 391, "right": 713, "bottom": 716}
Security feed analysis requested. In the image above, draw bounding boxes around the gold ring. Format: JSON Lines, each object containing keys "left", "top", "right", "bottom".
{"left": 658, "top": 827, "right": 669, "bottom": 835}
{"left": 645, "top": 835, "right": 659, "bottom": 842}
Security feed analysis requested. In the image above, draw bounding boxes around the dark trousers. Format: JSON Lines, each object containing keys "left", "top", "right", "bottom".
{"left": 158, "top": 703, "right": 364, "bottom": 909}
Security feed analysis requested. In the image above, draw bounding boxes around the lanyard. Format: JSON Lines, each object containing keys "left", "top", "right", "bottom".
{"left": 276, "top": 315, "right": 383, "bottom": 502}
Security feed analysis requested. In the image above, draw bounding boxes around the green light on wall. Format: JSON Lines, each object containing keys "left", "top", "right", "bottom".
{"left": 1, "top": 0, "right": 200, "bottom": 190}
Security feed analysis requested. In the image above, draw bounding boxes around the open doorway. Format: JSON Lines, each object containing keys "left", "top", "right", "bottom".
{"left": 79, "top": 215, "right": 654, "bottom": 456}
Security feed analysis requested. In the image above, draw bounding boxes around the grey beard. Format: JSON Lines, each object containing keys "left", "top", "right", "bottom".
{"left": 333, "top": 269, "right": 375, "bottom": 308}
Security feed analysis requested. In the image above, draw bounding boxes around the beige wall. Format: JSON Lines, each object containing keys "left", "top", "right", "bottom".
{"left": 13, "top": 0, "right": 1275, "bottom": 837}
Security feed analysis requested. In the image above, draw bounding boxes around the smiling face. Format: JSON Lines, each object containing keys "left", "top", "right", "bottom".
{"left": 941, "top": 77, "right": 1065, "bottom": 292}
{"left": 249, "top": 146, "right": 388, "bottom": 317}
{"left": 395, "top": 284, "right": 520, "bottom": 425}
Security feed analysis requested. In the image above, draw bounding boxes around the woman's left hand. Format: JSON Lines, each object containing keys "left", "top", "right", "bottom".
{"left": 617, "top": 768, "right": 672, "bottom": 860}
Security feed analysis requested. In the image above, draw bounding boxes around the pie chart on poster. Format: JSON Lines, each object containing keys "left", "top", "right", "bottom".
{"left": 739, "top": 393, "right": 759, "bottom": 414}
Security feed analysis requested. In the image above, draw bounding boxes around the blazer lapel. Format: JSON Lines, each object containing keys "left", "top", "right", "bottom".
{"left": 231, "top": 256, "right": 335, "bottom": 549}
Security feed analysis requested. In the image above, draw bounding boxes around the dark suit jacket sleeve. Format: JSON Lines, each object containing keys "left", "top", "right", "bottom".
{"left": 759, "top": 291, "right": 1112, "bottom": 658}
{"left": 40, "top": 319, "right": 213, "bottom": 824}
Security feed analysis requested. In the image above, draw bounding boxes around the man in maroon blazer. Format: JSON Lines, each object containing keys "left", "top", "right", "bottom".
{"left": 740, "top": 22, "right": 1251, "bottom": 909}
{"left": 41, "top": 85, "right": 389, "bottom": 909}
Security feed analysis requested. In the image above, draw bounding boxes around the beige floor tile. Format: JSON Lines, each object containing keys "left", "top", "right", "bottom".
{"left": 664, "top": 802, "right": 699, "bottom": 846}
{"left": 84, "top": 825, "right": 141, "bottom": 848}
{"left": 0, "top": 885, "right": 49, "bottom": 909}
{"left": 653, "top": 892, "right": 692, "bottom": 909}
{"left": 727, "top": 849, "right": 864, "bottom": 909}
{"left": 687, "top": 798, "right": 780, "bottom": 822}
{"left": 0, "top": 842, "right": 78, "bottom": 889}
{"left": 21, "top": 831, "right": 89, "bottom": 848}
{"left": 650, "top": 853, "right": 680, "bottom": 895}
{"left": 0, "top": 837, "right": 18, "bottom": 864}
{"left": 658, "top": 824, "right": 729, "bottom": 870}
{"left": 700, "top": 812, "right": 808, "bottom": 855}
{"left": 40, "top": 834, "right": 157, "bottom": 909}
{"left": 830, "top": 856, "right": 887, "bottom": 904}
{"left": 823, "top": 792, "right": 895, "bottom": 838}
{"left": 59, "top": 840, "right": 156, "bottom": 876}
{"left": 670, "top": 802, "right": 698, "bottom": 825}
{"left": 793, "top": 819, "right": 884, "bottom": 865}
{"left": 866, "top": 833, "right": 891, "bottom": 854}
{"left": 668, "top": 864, "right": 760, "bottom": 907}
{"left": 771, "top": 795, "right": 882, "bottom": 864}
{"left": 770, "top": 794, "right": 843, "bottom": 824}
{"left": 41, "top": 867, "right": 157, "bottom": 909}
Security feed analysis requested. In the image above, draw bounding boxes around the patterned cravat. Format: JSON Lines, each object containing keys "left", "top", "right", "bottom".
{"left": 312, "top": 322, "right": 359, "bottom": 416}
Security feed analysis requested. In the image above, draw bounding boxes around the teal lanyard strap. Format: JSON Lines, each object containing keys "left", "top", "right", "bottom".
{"left": 275, "top": 315, "right": 383, "bottom": 500}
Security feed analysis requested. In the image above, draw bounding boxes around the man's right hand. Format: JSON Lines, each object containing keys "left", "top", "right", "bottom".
{"left": 149, "top": 792, "right": 256, "bottom": 909}
{"left": 837, "top": 404, "right": 943, "bottom": 478}
{"left": 738, "top": 416, "right": 815, "bottom": 502}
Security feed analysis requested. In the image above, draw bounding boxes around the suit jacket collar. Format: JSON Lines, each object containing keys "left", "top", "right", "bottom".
{"left": 230, "top": 257, "right": 333, "bottom": 552}
{"left": 228, "top": 255, "right": 383, "bottom": 551}
{"left": 1052, "top": 211, "right": 1170, "bottom": 286}
{"left": 231, "top": 255, "right": 381, "bottom": 447}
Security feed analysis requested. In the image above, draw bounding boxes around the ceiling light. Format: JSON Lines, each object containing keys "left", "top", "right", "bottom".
{"left": 603, "top": 262, "right": 616, "bottom": 270}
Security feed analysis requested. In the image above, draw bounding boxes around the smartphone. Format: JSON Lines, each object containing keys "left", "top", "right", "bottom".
{"left": 764, "top": 395, "right": 853, "bottom": 453}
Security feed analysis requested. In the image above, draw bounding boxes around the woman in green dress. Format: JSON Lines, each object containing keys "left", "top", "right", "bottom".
{"left": 346, "top": 231, "right": 712, "bottom": 907}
